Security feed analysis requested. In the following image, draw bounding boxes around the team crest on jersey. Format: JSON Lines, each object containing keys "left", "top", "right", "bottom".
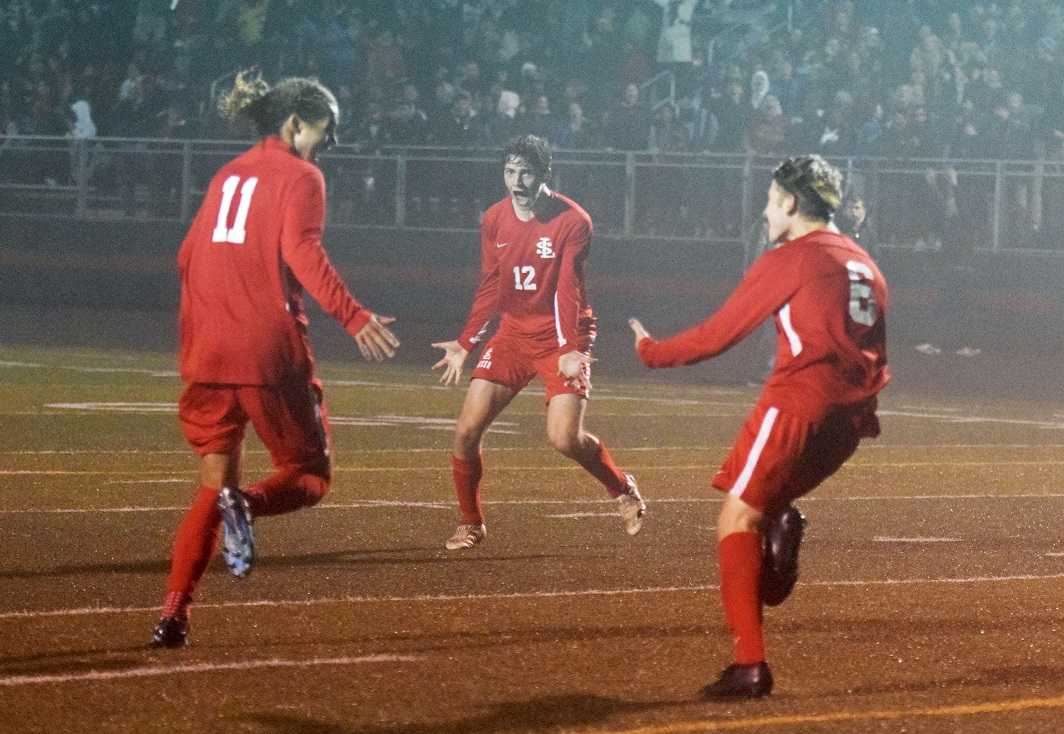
{"left": 536, "top": 237, "right": 556, "bottom": 259}
{"left": 477, "top": 347, "right": 493, "bottom": 370}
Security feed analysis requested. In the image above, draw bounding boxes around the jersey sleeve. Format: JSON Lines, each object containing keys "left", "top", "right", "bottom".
{"left": 281, "top": 170, "right": 371, "bottom": 337}
{"left": 637, "top": 248, "right": 798, "bottom": 368}
{"left": 555, "top": 215, "right": 592, "bottom": 353}
{"left": 456, "top": 216, "right": 500, "bottom": 352}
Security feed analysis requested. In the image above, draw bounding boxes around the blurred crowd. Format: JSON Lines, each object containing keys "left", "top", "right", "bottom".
{"left": 2, "top": 0, "right": 1064, "bottom": 162}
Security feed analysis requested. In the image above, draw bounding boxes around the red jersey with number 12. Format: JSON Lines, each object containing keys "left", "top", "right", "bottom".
{"left": 638, "top": 229, "right": 889, "bottom": 422}
{"left": 457, "top": 191, "right": 596, "bottom": 353}
{"left": 178, "top": 136, "right": 370, "bottom": 386}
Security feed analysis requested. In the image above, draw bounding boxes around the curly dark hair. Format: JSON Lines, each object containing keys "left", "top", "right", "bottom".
{"left": 772, "top": 154, "right": 843, "bottom": 221}
{"left": 218, "top": 69, "right": 338, "bottom": 139}
{"left": 502, "top": 134, "right": 552, "bottom": 181}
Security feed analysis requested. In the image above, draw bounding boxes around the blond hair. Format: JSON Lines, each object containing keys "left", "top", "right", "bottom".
{"left": 218, "top": 69, "right": 338, "bottom": 137}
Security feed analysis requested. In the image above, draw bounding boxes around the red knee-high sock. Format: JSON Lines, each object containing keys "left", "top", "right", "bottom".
{"left": 576, "top": 438, "right": 628, "bottom": 497}
{"left": 452, "top": 454, "right": 484, "bottom": 525}
{"left": 245, "top": 461, "right": 330, "bottom": 517}
{"left": 164, "top": 486, "right": 221, "bottom": 601}
{"left": 718, "top": 531, "right": 766, "bottom": 665}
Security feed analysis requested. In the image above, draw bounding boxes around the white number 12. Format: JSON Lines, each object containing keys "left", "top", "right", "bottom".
{"left": 212, "top": 175, "right": 259, "bottom": 244}
{"left": 512, "top": 265, "right": 537, "bottom": 291}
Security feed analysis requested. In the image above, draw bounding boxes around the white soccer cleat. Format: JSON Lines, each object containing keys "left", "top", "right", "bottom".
{"left": 445, "top": 523, "right": 486, "bottom": 550}
{"left": 617, "top": 474, "right": 646, "bottom": 536}
{"left": 216, "top": 486, "right": 255, "bottom": 577}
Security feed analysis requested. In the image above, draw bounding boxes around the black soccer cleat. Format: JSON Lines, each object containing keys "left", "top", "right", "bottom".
{"left": 760, "top": 505, "right": 806, "bottom": 607}
{"left": 700, "top": 662, "right": 774, "bottom": 700}
{"left": 150, "top": 616, "right": 189, "bottom": 648}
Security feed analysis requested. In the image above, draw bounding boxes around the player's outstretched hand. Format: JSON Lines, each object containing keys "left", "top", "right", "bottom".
{"left": 558, "top": 350, "right": 594, "bottom": 392}
{"left": 431, "top": 340, "right": 469, "bottom": 386}
{"left": 628, "top": 318, "right": 651, "bottom": 349}
{"left": 355, "top": 314, "right": 399, "bottom": 362}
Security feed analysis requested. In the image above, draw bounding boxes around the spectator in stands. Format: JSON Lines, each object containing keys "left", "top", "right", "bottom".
{"left": 747, "top": 94, "right": 787, "bottom": 156}
{"left": 619, "top": 37, "right": 653, "bottom": 88}
{"left": 432, "top": 90, "right": 479, "bottom": 147}
{"left": 652, "top": 0, "right": 698, "bottom": 91}
{"left": 522, "top": 93, "right": 558, "bottom": 141}
{"left": 584, "top": 6, "right": 625, "bottom": 113}
{"left": 430, "top": 76, "right": 457, "bottom": 122}
{"left": 554, "top": 101, "right": 597, "bottom": 150}
{"left": 68, "top": 97, "right": 96, "bottom": 140}
{"left": 814, "top": 90, "right": 859, "bottom": 156}
{"left": 483, "top": 88, "right": 522, "bottom": 146}
{"left": 387, "top": 83, "right": 430, "bottom": 146}
{"left": 454, "top": 60, "right": 484, "bottom": 98}
{"left": 365, "top": 27, "right": 406, "bottom": 91}
{"left": 646, "top": 102, "right": 692, "bottom": 235}
{"left": 603, "top": 82, "right": 652, "bottom": 151}
{"left": 770, "top": 57, "right": 804, "bottom": 118}
{"left": 837, "top": 194, "right": 874, "bottom": 250}
{"left": 708, "top": 78, "right": 749, "bottom": 152}
{"left": 352, "top": 101, "right": 388, "bottom": 153}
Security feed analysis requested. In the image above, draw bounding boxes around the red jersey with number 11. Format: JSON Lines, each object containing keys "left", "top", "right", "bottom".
{"left": 638, "top": 229, "right": 889, "bottom": 423}
{"left": 178, "top": 136, "right": 370, "bottom": 386}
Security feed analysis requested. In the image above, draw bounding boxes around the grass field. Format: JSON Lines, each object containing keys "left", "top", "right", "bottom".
{"left": 1, "top": 344, "right": 1063, "bottom": 734}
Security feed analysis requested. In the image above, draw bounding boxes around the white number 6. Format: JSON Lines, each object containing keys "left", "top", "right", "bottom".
{"left": 845, "top": 260, "right": 877, "bottom": 326}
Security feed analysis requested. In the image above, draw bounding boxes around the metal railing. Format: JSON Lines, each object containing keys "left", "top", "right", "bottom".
{"left": 1, "top": 135, "right": 1061, "bottom": 256}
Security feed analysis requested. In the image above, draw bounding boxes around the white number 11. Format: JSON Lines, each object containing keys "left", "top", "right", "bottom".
{"left": 212, "top": 175, "right": 259, "bottom": 244}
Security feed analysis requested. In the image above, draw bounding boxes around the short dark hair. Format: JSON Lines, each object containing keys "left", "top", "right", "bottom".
{"left": 772, "top": 155, "right": 843, "bottom": 220}
{"left": 502, "top": 134, "right": 552, "bottom": 180}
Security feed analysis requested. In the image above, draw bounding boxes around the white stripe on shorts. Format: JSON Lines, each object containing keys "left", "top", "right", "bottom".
{"left": 730, "top": 406, "right": 779, "bottom": 497}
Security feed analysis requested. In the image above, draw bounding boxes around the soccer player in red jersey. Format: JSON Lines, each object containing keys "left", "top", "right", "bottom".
{"left": 432, "top": 135, "right": 646, "bottom": 550}
{"left": 630, "top": 155, "right": 889, "bottom": 698}
{"left": 150, "top": 72, "right": 400, "bottom": 648}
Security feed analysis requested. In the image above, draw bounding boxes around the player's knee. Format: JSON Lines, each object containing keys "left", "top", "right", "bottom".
{"left": 547, "top": 428, "right": 581, "bottom": 458}
{"left": 717, "top": 495, "right": 763, "bottom": 540}
{"left": 453, "top": 421, "right": 484, "bottom": 455}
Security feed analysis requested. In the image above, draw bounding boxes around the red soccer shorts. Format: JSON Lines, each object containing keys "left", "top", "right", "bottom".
{"left": 470, "top": 330, "right": 589, "bottom": 402}
{"left": 178, "top": 378, "right": 330, "bottom": 466}
{"left": 712, "top": 402, "right": 867, "bottom": 513}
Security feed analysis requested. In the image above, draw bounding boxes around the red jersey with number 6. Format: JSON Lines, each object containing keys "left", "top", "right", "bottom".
{"left": 638, "top": 229, "right": 889, "bottom": 422}
{"left": 178, "top": 136, "right": 370, "bottom": 386}
{"left": 457, "top": 190, "right": 596, "bottom": 354}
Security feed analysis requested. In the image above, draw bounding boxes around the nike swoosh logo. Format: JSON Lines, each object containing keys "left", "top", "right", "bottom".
{"left": 496, "top": 242, "right": 510, "bottom": 248}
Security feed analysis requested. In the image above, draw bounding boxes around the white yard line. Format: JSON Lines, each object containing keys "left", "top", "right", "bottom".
{"left": 3, "top": 443, "right": 1064, "bottom": 456}
{"left": 3, "top": 573, "right": 1064, "bottom": 622}
{"left": 2, "top": 493, "right": 1064, "bottom": 515}
{"left": 873, "top": 537, "right": 963, "bottom": 543}
{"left": 0, "top": 654, "right": 419, "bottom": 688}
{"left": 5, "top": 459, "right": 1064, "bottom": 477}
